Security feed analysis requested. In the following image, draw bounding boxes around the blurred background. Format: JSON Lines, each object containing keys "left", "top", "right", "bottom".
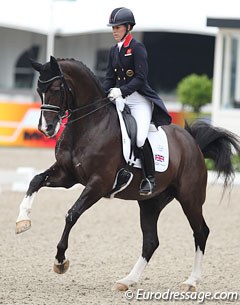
{"left": 0, "top": 0, "right": 239, "bottom": 149}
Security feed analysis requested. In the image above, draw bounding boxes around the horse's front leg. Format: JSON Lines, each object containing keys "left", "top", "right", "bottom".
{"left": 53, "top": 176, "right": 105, "bottom": 274}
{"left": 16, "top": 163, "right": 75, "bottom": 234}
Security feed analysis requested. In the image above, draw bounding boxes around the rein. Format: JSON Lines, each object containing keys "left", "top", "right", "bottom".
{"left": 65, "top": 97, "right": 112, "bottom": 125}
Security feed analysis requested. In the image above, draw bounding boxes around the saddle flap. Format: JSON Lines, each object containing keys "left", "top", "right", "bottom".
{"left": 122, "top": 105, "right": 137, "bottom": 149}
{"left": 116, "top": 106, "right": 169, "bottom": 173}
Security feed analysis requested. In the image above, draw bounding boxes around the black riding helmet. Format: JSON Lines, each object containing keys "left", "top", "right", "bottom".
{"left": 107, "top": 7, "right": 136, "bottom": 27}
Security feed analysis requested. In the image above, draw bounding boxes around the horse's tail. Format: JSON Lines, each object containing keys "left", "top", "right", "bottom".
{"left": 185, "top": 120, "right": 240, "bottom": 187}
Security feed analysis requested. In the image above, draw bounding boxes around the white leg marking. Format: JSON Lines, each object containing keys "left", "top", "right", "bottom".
{"left": 16, "top": 193, "right": 36, "bottom": 222}
{"left": 183, "top": 246, "right": 203, "bottom": 287}
{"left": 54, "top": 257, "right": 68, "bottom": 265}
{"left": 117, "top": 256, "right": 147, "bottom": 286}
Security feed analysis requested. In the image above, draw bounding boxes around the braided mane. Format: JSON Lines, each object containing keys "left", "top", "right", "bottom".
{"left": 57, "top": 58, "right": 105, "bottom": 95}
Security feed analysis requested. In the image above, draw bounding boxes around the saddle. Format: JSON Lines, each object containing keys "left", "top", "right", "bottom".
{"left": 106, "top": 105, "right": 169, "bottom": 198}
{"left": 106, "top": 105, "right": 136, "bottom": 199}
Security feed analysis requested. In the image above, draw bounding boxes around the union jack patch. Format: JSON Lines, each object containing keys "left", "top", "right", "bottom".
{"left": 125, "top": 48, "right": 132, "bottom": 56}
{"left": 155, "top": 154, "right": 164, "bottom": 162}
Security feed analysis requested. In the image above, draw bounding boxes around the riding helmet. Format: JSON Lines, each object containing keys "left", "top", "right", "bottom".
{"left": 107, "top": 7, "right": 136, "bottom": 27}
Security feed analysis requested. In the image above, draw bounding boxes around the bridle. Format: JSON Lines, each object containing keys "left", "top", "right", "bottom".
{"left": 38, "top": 73, "right": 111, "bottom": 126}
{"left": 38, "top": 74, "right": 73, "bottom": 120}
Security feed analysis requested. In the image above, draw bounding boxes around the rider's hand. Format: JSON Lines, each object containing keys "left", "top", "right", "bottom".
{"left": 115, "top": 98, "right": 125, "bottom": 112}
{"left": 108, "top": 88, "right": 122, "bottom": 101}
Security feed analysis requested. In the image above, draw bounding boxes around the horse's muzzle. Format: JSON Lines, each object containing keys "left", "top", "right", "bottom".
{"left": 38, "top": 114, "right": 61, "bottom": 138}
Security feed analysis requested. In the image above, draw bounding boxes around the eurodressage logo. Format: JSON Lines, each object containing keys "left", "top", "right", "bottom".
{"left": 124, "top": 289, "right": 240, "bottom": 303}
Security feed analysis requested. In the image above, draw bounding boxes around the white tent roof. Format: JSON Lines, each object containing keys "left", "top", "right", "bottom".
{"left": 1, "top": 0, "right": 240, "bottom": 36}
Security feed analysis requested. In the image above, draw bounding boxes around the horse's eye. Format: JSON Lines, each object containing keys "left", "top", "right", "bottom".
{"left": 50, "top": 89, "right": 61, "bottom": 96}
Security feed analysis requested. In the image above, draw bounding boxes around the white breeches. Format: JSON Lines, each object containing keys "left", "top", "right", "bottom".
{"left": 116, "top": 92, "right": 152, "bottom": 147}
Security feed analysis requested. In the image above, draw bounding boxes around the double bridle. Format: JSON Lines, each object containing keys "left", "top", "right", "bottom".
{"left": 38, "top": 74, "right": 73, "bottom": 120}
{"left": 38, "top": 73, "right": 111, "bottom": 125}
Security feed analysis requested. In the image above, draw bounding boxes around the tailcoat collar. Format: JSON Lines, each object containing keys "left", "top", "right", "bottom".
{"left": 123, "top": 33, "right": 133, "bottom": 48}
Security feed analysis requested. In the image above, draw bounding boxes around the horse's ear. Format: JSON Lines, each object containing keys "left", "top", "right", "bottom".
{"left": 29, "top": 58, "right": 43, "bottom": 72}
{"left": 50, "top": 56, "right": 62, "bottom": 75}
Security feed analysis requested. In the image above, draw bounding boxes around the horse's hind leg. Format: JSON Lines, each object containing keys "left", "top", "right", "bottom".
{"left": 177, "top": 192, "right": 209, "bottom": 292}
{"left": 115, "top": 191, "right": 174, "bottom": 291}
{"left": 16, "top": 163, "right": 75, "bottom": 234}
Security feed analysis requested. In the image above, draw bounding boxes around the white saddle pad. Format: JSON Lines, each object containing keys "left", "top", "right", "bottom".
{"left": 116, "top": 108, "right": 169, "bottom": 172}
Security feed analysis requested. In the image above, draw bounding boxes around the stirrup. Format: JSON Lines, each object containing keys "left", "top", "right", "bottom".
{"left": 139, "top": 177, "right": 155, "bottom": 196}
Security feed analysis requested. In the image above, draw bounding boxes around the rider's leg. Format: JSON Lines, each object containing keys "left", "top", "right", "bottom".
{"left": 138, "top": 139, "right": 156, "bottom": 195}
{"left": 125, "top": 92, "right": 155, "bottom": 195}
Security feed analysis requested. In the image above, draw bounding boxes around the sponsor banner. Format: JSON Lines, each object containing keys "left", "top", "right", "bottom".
{"left": 0, "top": 102, "right": 184, "bottom": 148}
{"left": 0, "top": 102, "right": 62, "bottom": 147}
{"left": 170, "top": 111, "right": 184, "bottom": 127}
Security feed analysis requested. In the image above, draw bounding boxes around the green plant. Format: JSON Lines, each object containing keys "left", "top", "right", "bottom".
{"left": 205, "top": 155, "right": 240, "bottom": 172}
{"left": 205, "top": 159, "right": 215, "bottom": 171}
{"left": 232, "top": 155, "right": 240, "bottom": 171}
{"left": 177, "top": 74, "right": 213, "bottom": 113}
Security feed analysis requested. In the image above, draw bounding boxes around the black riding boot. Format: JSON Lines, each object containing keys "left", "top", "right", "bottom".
{"left": 138, "top": 140, "right": 156, "bottom": 195}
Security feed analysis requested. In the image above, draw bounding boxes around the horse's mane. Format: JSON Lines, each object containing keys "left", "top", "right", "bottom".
{"left": 57, "top": 58, "right": 105, "bottom": 95}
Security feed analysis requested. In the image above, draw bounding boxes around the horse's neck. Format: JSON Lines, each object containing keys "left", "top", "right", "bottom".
{"left": 69, "top": 101, "right": 117, "bottom": 136}
{"left": 73, "top": 65, "right": 104, "bottom": 106}
{"left": 75, "top": 94, "right": 111, "bottom": 128}
{"left": 66, "top": 62, "right": 117, "bottom": 132}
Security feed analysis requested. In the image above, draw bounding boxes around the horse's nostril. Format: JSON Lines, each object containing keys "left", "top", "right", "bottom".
{"left": 47, "top": 124, "right": 54, "bottom": 132}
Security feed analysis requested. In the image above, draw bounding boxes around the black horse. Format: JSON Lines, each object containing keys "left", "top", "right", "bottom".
{"left": 16, "top": 56, "right": 240, "bottom": 292}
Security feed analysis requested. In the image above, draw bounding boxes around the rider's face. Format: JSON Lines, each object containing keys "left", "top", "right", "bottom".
{"left": 112, "top": 25, "right": 126, "bottom": 42}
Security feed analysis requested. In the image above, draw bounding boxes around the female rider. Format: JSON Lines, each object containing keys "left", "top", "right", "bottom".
{"left": 103, "top": 7, "right": 172, "bottom": 195}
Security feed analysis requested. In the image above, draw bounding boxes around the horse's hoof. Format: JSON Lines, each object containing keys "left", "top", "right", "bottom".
{"left": 53, "top": 259, "right": 70, "bottom": 274}
{"left": 180, "top": 283, "right": 196, "bottom": 292}
{"left": 15, "top": 220, "right": 31, "bottom": 234}
{"left": 112, "top": 283, "right": 129, "bottom": 291}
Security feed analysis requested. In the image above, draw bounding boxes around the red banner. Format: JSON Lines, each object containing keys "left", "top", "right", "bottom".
{"left": 0, "top": 101, "right": 184, "bottom": 147}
